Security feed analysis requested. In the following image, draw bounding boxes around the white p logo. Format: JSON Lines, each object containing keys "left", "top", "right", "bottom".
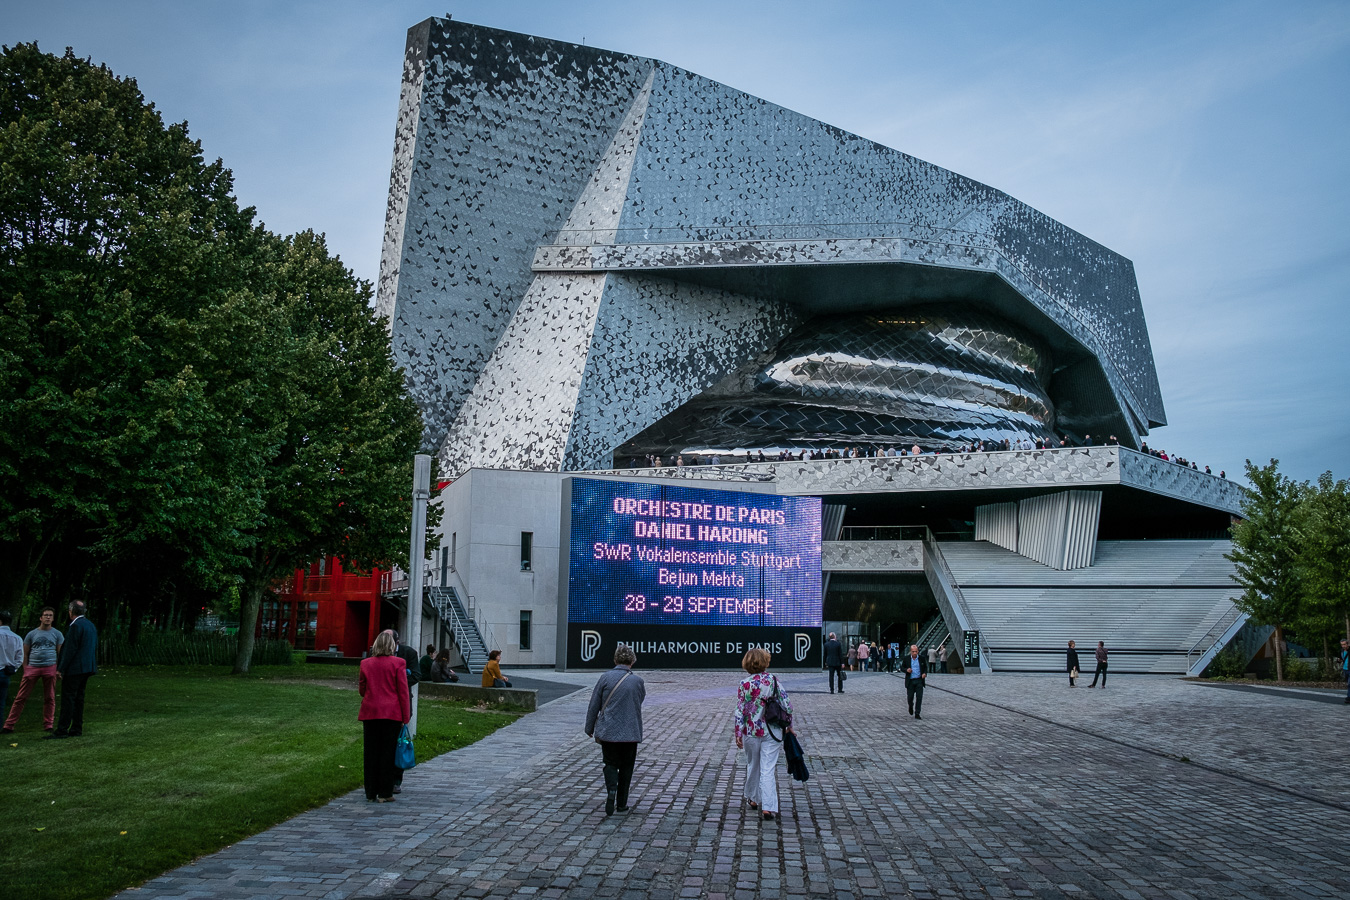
{"left": 794, "top": 633, "right": 810, "bottom": 662}
{"left": 580, "top": 630, "right": 602, "bottom": 662}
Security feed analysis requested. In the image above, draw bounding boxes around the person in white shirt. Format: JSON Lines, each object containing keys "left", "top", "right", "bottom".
{"left": 0, "top": 610, "right": 25, "bottom": 716}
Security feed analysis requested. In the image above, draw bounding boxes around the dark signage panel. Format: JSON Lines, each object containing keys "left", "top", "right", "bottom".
{"left": 964, "top": 630, "right": 981, "bottom": 667}
{"left": 565, "top": 478, "right": 822, "bottom": 668}
{"left": 567, "top": 623, "right": 820, "bottom": 670}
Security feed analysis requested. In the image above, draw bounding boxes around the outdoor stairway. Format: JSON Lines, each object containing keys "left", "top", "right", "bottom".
{"left": 427, "top": 586, "right": 489, "bottom": 675}
{"left": 938, "top": 540, "right": 1244, "bottom": 674}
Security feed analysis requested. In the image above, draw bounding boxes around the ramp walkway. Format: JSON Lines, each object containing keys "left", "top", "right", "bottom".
{"left": 940, "top": 540, "right": 1243, "bottom": 673}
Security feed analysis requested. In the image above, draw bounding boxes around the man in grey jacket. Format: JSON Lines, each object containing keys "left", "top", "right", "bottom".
{"left": 584, "top": 644, "right": 646, "bottom": 815}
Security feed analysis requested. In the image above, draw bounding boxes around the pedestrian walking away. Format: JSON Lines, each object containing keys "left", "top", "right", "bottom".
{"left": 903, "top": 644, "right": 927, "bottom": 719}
{"left": 1089, "top": 641, "right": 1108, "bottom": 688}
{"left": 0, "top": 610, "right": 23, "bottom": 717}
{"left": 823, "top": 632, "right": 845, "bottom": 693}
{"left": 584, "top": 644, "right": 646, "bottom": 815}
{"left": 1066, "top": 640, "right": 1080, "bottom": 687}
{"left": 51, "top": 600, "right": 97, "bottom": 739}
{"left": 847, "top": 643, "right": 858, "bottom": 671}
{"left": 734, "top": 647, "right": 795, "bottom": 821}
{"left": 2, "top": 607, "right": 63, "bottom": 734}
{"left": 856, "top": 640, "right": 870, "bottom": 672}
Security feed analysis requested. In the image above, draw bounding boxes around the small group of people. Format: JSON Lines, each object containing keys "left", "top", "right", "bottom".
{"left": 583, "top": 643, "right": 804, "bottom": 821}
{"left": 0, "top": 602, "right": 98, "bottom": 739}
{"left": 417, "top": 644, "right": 461, "bottom": 683}
{"left": 359, "top": 634, "right": 518, "bottom": 803}
{"left": 1065, "top": 640, "right": 1110, "bottom": 688}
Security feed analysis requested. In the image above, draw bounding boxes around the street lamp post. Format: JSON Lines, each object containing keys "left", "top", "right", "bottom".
{"left": 405, "top": 454, "right": 432, "bottom": 736}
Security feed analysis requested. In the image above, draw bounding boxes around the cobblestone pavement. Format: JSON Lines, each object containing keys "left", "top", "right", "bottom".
{"left": 117, "top": 670, "right": 1349, "bottom": 900}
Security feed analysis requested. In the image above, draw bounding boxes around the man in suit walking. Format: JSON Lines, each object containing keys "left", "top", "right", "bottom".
{"left": 51, "top": 600, "right": 97, "bottom": 739}
{"left": 823, "top": 632, "right": 845, "bottom": 694}
{"left": 903, "top": 644, "right": 927, "bottom": 719}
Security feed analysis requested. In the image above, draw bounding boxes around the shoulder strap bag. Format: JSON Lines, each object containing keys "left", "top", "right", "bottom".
{"left": 762, "top": 675, "right": 792, "bottom": 742}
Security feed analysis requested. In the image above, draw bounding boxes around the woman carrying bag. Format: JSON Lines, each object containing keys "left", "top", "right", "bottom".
{"left": 584, "top": 644, "right": 645, "bottom": 816}
{"left": 358, "top": 630, "right": 411, "bottom": 803}
{"left": 733, "top": 647, "right": 794, "bottom": 821}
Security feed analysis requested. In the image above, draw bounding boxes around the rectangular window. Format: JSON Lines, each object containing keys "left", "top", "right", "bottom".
{"left": 450, "top": 532, "right": 456, "bottom": 571}
{"left": 520, "top": 531, "right": 533, "bottom": 571}
{"left": 439, "top": 546, "right": 448, "bottom": 585}
{"left": 519, "top": 610, "right": 532, "bottom": 651}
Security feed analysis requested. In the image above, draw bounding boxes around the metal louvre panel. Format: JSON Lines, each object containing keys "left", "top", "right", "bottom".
{"left": 974, "top": 502, "right": 1018, "bottom": 552}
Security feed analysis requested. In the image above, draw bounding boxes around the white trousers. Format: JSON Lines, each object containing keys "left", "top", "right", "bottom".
{"left": 743, "top": 734, "right": 782, "bottom": 813}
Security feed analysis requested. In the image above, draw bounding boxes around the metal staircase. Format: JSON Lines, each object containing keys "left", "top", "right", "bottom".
{"left": 427, "top": 586, "right": 489, "bottom": 675}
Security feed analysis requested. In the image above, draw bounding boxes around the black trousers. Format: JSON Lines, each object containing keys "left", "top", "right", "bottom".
{"left": 1090, "top": 662, "right": 1107, "bottom": 686}
{"left": 828, "top": 666, "right": 844, "bottom": 692}
{"left": 600, "top": 740, "right": 638, "bottom": 806}
{"left": 363, "top": 719, "right": 401, "bottom": 799}
{"left": 906, "top": 678, "right": 924, "bottom": 716}
{"left": 55, "top": 673, "right": 92, "bottom": 735}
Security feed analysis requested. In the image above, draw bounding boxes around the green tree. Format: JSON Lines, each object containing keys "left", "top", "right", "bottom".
{"left": 1227, "top": 459, "right": 1305, "bottom": 681}
{"left": 228, "top": 231, "right": 428, "bottom": 674}
{"left": 0, "top": 43, "right": 281, "bottom": 614}
{"left": 1295, "top": 472, "right": 1350, "bottom": 655}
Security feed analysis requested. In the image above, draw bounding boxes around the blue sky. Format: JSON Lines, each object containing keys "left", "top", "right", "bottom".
{"left": 7, "top": 1, "right": 1348, "bottom": 483}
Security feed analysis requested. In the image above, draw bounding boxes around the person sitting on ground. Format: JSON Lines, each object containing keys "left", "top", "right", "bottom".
{"left": 419, "top": 644, "right": 435, "bottom": 682}
{"left": 431, "top": 649, "right": 459, "bottom": 683}
{"left": 482, "top": 649, "right": 511, "bottom": 688}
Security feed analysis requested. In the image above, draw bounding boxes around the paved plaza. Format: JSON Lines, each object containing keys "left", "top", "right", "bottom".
{"left": 118, "top": 671, "right": 1349, "bottom": 900}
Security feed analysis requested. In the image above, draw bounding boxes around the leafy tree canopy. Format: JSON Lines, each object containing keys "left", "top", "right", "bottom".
{"left": 0, "top": 44, "right": 429, "bottom": 661}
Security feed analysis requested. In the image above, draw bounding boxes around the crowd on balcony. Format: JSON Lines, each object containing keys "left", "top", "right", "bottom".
{"left": 621, "top": 434, "right": 1223, "bottom": 478}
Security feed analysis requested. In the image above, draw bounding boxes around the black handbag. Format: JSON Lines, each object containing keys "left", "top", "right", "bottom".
{"left": 763, "top": 675, "right": 792, "bottom": 739}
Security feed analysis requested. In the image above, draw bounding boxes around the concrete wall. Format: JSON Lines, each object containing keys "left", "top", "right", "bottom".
{"left": 435, "top": 469, "right": 564, "bottom": 667}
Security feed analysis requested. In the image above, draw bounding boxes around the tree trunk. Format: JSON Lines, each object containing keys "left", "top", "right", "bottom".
{"left": 232, "top": 574, "right": 267, "bottom": 675}
{"left": 1273, "top": 624, "right": 1285, "bottom": 682}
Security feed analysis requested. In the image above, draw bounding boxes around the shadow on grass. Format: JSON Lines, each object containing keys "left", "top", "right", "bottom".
{"left": 0, "top": 664, "right": 521, "bottom": 900}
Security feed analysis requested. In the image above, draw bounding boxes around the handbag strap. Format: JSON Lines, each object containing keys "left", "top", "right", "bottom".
{"left": 599, "top": 670, "right": 633, "bottom": 716}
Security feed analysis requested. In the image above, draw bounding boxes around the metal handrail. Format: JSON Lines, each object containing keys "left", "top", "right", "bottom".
{"left": 1186, "top": 604, "right": 1244, "bottom": 669}
{"left": 921, "top": 532, "right": 993, "bottom": 672}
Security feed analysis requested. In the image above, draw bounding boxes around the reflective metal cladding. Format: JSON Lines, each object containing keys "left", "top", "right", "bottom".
{"left": 378, "top": 18, "right": 1166, "bottom": 476}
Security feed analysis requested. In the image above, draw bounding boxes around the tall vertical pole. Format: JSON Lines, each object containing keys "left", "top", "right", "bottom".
{"left": 406, "top": 454, "right": 431, "bottom": 736}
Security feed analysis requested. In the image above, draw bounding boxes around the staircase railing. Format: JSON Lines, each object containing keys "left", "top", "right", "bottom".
{"left": 921, "top": 532, "right": 993, "bottom": 673}
{"left": 1185, "top": 604, "right": 1249, "bottom": 675}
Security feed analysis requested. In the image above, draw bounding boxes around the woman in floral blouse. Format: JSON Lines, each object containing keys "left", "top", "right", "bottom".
{"left": 733, "top": 647, "right": 794, "bottom": 821}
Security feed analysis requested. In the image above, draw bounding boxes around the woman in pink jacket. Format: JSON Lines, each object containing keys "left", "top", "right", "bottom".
{"left": 359, "top": 630, "right": 411, "bottom": 802}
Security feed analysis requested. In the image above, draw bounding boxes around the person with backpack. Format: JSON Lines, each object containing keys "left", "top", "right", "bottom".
{"left": 733, "top": 647, "right": 795, "bottom": 822}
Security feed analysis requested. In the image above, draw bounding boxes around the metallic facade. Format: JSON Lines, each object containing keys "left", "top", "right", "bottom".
{"left": 379, "top": 18, "right": 1167, "bottom": 476}
{"left": 620, "top": 308, "right": 1058, "bottom": 458}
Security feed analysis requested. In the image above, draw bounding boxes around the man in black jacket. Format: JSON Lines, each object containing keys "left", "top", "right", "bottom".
{"left": 823, "top": 632, "right": 845, "bottom": 694}
{"left": 903, "top": 644, "right": 927, "bottom": 719}
{"left": 51, "top": 601, "right": 97, "bottom": 739}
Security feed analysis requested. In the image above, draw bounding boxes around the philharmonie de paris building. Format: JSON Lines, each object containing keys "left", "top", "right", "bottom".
{"left": 373, "top": 17, "right": 1257, "bottom": 678}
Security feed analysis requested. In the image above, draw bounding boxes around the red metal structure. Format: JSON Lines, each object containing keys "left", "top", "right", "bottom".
{"left": 262, "top": 558, "right": 387, "bottom": 656}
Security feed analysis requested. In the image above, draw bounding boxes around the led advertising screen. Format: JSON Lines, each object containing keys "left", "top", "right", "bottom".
{"left": 561, "top": 478, "right": 822, "bottom": 668}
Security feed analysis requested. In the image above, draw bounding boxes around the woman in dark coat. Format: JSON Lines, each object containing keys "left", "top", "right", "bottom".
{"left": 358, "top": 630, "right": 411, "bottom": 802}
{"left": 584, "top": 644, "right": 646, "bottom": 816}
{"left": 1066, "top": 640, "right": 1081, "bottom": 687}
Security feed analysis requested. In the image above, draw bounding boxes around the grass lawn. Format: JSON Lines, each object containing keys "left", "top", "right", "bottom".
{"left": 0, "top": 663, "right": 522, "bottom": 900}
